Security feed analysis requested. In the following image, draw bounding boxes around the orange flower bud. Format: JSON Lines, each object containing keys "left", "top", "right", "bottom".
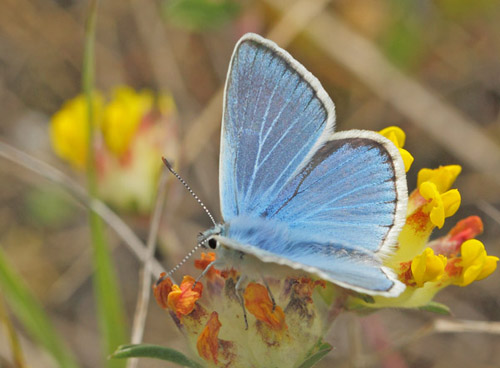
{"left": 194, "top": 252, "right": 219, "bottom": 280}
{"left": 196, "top": 312, "right": 221, "bottom": 364}
{"left": 244, "top": 283, "right": 287, "bottom": 331}
{"left": 153, "top": 273, "right": 173, "bottom": 309}
{"left": 167, "top": 276, "right": 203, "bottom": 318}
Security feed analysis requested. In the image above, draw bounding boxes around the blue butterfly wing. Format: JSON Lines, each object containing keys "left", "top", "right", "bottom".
{"left": 223, "top": 217, "right": 404, "bottom": 295}
{"left": 266, "top": 130, "right": 408, "bottom": 255}
{"left": 219, "top": 34, "right": 407, "bottom": 296}
{"left": 220, "top": 33, "right": 335, "bottom": 220}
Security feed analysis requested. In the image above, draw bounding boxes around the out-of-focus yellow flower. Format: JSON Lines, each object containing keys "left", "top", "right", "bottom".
{"left": 50, "top": 86, "right": 179, "bottom": 214}
{"left": 410, "top": 248, "right": 447, "bottom": 287}
{"left": 450, "top": 240, "right": 499, "bottom": 287}
{"left": 50, "top": 93, "right": 103, "bottom": 169}
{"left": 379, "top": 126, "right": 414, "bottom": 172}
{"left": 102, "top": 86, "right": 154, "bottom": 157}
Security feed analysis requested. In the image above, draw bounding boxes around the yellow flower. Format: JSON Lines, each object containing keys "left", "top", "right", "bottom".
{"left": 417, "top": 165, "right": 461, "bottom": 193}
{"left": 452, "top": 240, "right": 499, "bottom": 287}
{"left": 50, "top": 93, "right": 103, "bottom": 169}
{"left": 379, "top": 126, "right": 414, "bottom": 172}
{"left": 102, "top": 86, "right": 154, "bottom": 157}
{"left": 419, "top": 181, "right": 461, "bottom": 229}
{"left": 410, "top": 248, "right": 447, "bottom": 287}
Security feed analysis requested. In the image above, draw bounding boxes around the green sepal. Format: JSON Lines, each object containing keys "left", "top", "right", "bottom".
{"left": 419, "top": 301, "right": 451, "bottom": 315}
{"left": 297, "top": 341, "right": 333, "bottom": 368}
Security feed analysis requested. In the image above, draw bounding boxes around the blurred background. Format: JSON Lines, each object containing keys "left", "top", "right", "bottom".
{"left": 1, "top": 0, "right": 500, "bottom": 367}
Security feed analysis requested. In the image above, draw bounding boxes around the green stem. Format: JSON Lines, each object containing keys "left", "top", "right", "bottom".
{"left": 82, "top": 1, "right": 128, "bottom": 367}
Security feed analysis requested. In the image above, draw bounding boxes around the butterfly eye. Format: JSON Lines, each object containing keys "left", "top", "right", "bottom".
{"left": 207, "top": 238, "right": 218, "bottom": 250}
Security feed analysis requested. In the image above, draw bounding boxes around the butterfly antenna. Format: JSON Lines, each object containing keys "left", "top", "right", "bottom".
{"left": 157, "top": 240, "right": 207, "bottom": 285}
{"left": 162, "top": 157, "right": 217, "bottom": 226}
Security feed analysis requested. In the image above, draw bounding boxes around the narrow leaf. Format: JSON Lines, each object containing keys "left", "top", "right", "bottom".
{"left": 111, "top": 344, "right": 203, "bottom": 368}
{"left": 0, "top": 248, "right": 79, "bottom": 368}
{"left": 297, "top": 342, "right": 333, "bottom": 368}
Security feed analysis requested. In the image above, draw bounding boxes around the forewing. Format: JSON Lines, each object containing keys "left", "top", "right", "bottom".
{"left": 220, "top": 33, "right": 335, "bottom": 220}
{"left": 265, "top": 130, "right": 407, "bottom": 255}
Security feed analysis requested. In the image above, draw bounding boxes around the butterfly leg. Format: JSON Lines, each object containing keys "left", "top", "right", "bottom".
{"left": 235, "top": 274, "right": 249, "bottom": 330}
{"left": 260, "top": 275, "right": 276, "bottom": 312}
{"left": 193, "top": 260, "right": 218, "bottom": 289}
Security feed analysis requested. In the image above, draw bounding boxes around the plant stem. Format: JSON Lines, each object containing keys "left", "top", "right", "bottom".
{"left": 82, "top": 1, "right": 128, "bottom": 367}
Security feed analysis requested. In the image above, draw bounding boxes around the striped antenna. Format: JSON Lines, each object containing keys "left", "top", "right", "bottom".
{"left": 162, "top": 157, "right": 217, "bottom": 226}
{"left": 157, "top": 240, "right": 207, "bottom": 285}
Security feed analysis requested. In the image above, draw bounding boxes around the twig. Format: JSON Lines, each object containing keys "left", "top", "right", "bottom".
{"left": 432, "top": 318, "right": 500, "bottom": 334}
{"left": 127, "top": 168, "right": 170, "bottom": 368}
{"left": 128, "top": 0, "right": 199, "bottom": 116}
{"left": 477, "top": 200, "right": 500, "bottom": 226}
{"left": 0, "top": 140, "right": 165, "bottom": 276}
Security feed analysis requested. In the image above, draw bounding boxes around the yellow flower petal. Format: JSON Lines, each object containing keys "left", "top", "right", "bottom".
{"left": 455, "top": 239, "right": 498, "bottom": 286}
{"left": 379, "top": 126, "right": 413, "bottom": 172}
{"left": 50, "top": 93, "right": 103, "bottom": 169}
{"left": 441, "top": 189, "right": 461, "bottom": 218}
{"left": 411, "top": 248, "right": 447, "bottom": 287}
{"left": 419, "top": 182, "right": 461, "bottom": 229}
{"left": 476, "top": 255, "right": 499, "bottom": 281}
{"left": 399, "top": 148, "right": 414, "bottom": 172}
{"left": 417, "top": 165, "right": 461, "bottom": 193}
{"left": 379, "top": 126, "right": 406, "bottom": 147}
{"left": 102, "top": 86, "right": 154, "bottom": 157}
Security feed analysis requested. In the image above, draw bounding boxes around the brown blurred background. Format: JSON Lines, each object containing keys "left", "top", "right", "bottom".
{"left": 1, "top": 0, "right": 500, "bottom": 367}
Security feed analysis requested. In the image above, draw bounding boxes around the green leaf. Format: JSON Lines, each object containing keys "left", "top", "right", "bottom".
{"left": 0, "top": 248, "right": 80, "bottom": 368}
{"left": 419, "top": 301, "right": 451, "bottom": 315}
{"left": 90, "top": 213, "right": 129, "bottom": 368}
{"left": 297, "top": 341, "right": 333, "bottom": 368}
{"left": 163, "top": 0, "right": 240, "bottom": 31}
{"left": 111, "top": 344, "right": 204, "bottom": 368}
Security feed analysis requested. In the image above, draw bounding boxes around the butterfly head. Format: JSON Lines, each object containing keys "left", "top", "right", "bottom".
{"left": 199, "top": 224, "right": 226, "bottom": 251}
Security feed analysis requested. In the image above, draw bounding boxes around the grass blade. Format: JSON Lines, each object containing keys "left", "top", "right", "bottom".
{"left": 0, "top": 248, "right": 79, "bottom": 368}
{"left": 83, "top": 1, "right": 128, "bottom": 366}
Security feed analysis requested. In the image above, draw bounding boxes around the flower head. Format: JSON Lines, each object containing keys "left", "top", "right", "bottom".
{"left": 154, "top": 256, "right": 343, "bottom": 367}
{"left": 50, "top": 86, "right": 179, "bottom": 213}
{"left": 349, "top": 128, "right": 497, "bottom": 310}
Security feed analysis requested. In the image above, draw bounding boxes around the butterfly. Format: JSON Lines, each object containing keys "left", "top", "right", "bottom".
{"left": 197, "top": 33, "right": 408, "bottom": 297}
